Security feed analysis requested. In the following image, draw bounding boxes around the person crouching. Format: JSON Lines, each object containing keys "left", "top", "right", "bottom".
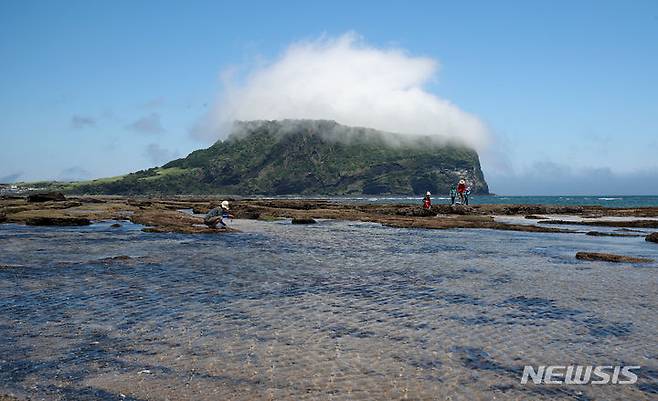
{"left": 204, "top": 200, "right": 234, "bottom": 229}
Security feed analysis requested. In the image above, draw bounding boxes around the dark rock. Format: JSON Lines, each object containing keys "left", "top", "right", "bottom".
{"left": 110, "top": 223, "right": 122, "bottom": 228}
{"left": 232, "top": 205, "right": 261, "bottom": 219}
{"left": 446, "top": 205, "right": 474, "bottom": 215}
{"left": 0, "top": 212, "right": 6, "bottom": 223}
{"left": 540, "top": 219, "right": 658, "bottom": 228}
{"left": 27, "top": 192, "right": 66, "bottom": 202}
{"left": 192, "top": 206, "right": 210, "bottom": 214}
{"left": 586, "top": 231, "right": 642, "bottom": 237}
{"left": 40, "top": 200, "right": 82, "bottom": 210}
{"left": 77, "top": 197, "right": 106, "bottom": 203}
{"left": 292, "top": 218, "right": 317, "bottom": 224}
{"left": 646, "top": 233, "right": 658, "bottom": 243}
{"left": 396, "top": 207, "right": 435, "bottom": 217}
{"left": 524, "top": 215, "right": 546, "bottom": 220}
{"left": 25, "top": 216, "right": 91, "bottom": 226}
{"left": 240, "top": 210, "right": 261, "bottom": 219}
{"left": 575, "top": 252, "right": 653, "bottom": 263}
{"left": 97, "top": 255, "right": 132, "bottom": 264}
{"left": 130, "top": 209, "right": 237, "bottom": 234}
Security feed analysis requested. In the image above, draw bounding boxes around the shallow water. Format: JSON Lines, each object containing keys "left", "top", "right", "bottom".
{"left": 1, "top": 220, "right": 657, "bottom": 400}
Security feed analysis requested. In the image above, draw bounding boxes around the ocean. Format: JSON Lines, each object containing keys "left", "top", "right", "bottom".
{"left": 1, "top": 218, "right": 656, "bottom": 400}
{"left": 265, "top": 195, "right": 658, "bottom": 208}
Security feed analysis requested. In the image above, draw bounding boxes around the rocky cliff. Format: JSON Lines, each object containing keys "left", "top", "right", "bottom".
{"left": 69, "top": 120, "right": 489, "bottom": 195}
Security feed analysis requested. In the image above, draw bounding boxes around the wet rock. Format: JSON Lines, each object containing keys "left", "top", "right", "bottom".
{"left": 76, "top": 197, "right": 106, "bottom": 203}
{"left": 396, "top": 207, "right": 436, "bottom": 217}
{"left": 646, "top": 233, "right": 658, "bottom": 243}
{"left": 25, "top": 216, "right": 91, "bottom": 226}
{"left": 27, "top": 192, "right": 66, "bottom": 202}
{"left": 232, "top": 205, "right": 261, "bottom": 219}
{"left": 96, "top": 255, "right": 133, "bottom": 264}
{"left": 524, "top": 215, "right": 546, "bottom": 220}
{"left": 540, "top": 219, "right": 658, "bottom": 228}
{"left": 488, "top": 204, "right": 584, "bottom": 216}
{"left": 292, "top": 218, "right": 317, "bottom": 224}
{"left": 30, "top": 200, "right": 82, "bottom": 210}
{"left": 447, "top": 205, "right": 474, "bottom": 215}
{"left": 130, "top": 209, "right": 236, "bottom": 234}
{"left": 259, "top": 199, "right": 330, "bottom": 210}
{"left": 575, "top": 252, "right": 654, "bottom": 263}
{"left": 0, "top": 212, "right": 6, "bottom": 223}
{"left": 586, "top": 231, "right": 642, "bottom": 237}
{"left": 4, "top": 195, "right": 658, "bottom": 236}
{"left": 192, "top": 206, "right": 210, "bottom": 214}
{"left": 110, "top": 223, "right": 122, "bottom": 228}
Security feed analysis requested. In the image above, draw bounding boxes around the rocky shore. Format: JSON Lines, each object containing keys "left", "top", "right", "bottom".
{"left": 575, "top": 252, "right": 654, "bottom": 263}
{"left": 3, "top": 192, "right": 658, "bottom": 237}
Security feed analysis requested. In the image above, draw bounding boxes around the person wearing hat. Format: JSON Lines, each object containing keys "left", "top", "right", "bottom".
{"left": 423, "top": 191, "right": 432, "bottom": 209}
{"left": 204, "top": 200, "right": 234, "bottom": 229}
{"left": 457, "top": 179, "right": 467, "bottom": 204}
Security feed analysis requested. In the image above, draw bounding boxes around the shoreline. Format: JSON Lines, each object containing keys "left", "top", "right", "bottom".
{"left": 2, "top": 194, "right": 658, "bottom": 235}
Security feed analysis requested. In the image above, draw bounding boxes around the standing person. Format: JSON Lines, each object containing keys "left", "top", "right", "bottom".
{"left": 449, "top": 186, "right": 457, "bottom": 205}
{"left": 457, "top": 179, "right": 467, "bottom": 204}
{"left": 204, "top": 200, "right": 234, "bottom": 229}
{"left": 423, "top": 191, "right": 432, "bottom": 209}
{"left": 464, "top": 186, "right": 471, "bottom": 205}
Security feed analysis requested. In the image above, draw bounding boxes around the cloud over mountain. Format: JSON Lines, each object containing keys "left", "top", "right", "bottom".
{"left": 194, "top": 33, "right": 490, "bottom": 150}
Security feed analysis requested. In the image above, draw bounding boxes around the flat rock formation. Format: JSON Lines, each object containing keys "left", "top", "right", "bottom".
{"left": 27, "top": 191, "right": 66, "bottom": 202}
{"left": 3, "top": 196, "right": 658, "bottom": 235}
{"left": 292, "top": 218, "right": 317, "bottom": 224}
{"left": 575, "top": 252, "right": 654, "bottom": 263}
{"left": 646, "top": 232, "right": 658, "bottom": 243}
{"left": 25, "top": 216, "right": 91, "bottom": 226}
{"left": 586, "top": 231, "right": 643, "bottom": 237}
{"left": 539, "top": 219, "right": 658, "bottom": 228}
{"left": 130, "top": 209, "right": 237, "bottom": 234}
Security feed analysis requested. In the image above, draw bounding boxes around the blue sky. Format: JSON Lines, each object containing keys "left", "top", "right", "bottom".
{"left": 1, "top": 0, "right": 657, "bottom": 194}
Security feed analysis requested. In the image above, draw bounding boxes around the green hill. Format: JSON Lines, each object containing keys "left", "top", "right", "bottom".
{"left": 67, "top": 120, "right": 489, "bottom": 195}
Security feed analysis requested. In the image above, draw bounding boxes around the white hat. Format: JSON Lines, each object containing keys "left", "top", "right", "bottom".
{"left": 459, "top": 179, "right": 466, "bottom": 184}
{"left": 426, "top": 191, "right": 431, "bottom": 196}
{"left": 221, "top": 200, "right": 229, "bottom": 210}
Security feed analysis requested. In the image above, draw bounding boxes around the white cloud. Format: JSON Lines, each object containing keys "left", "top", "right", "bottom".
{"left": 194, "top": 33, "right": 490, "bottom": 150}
